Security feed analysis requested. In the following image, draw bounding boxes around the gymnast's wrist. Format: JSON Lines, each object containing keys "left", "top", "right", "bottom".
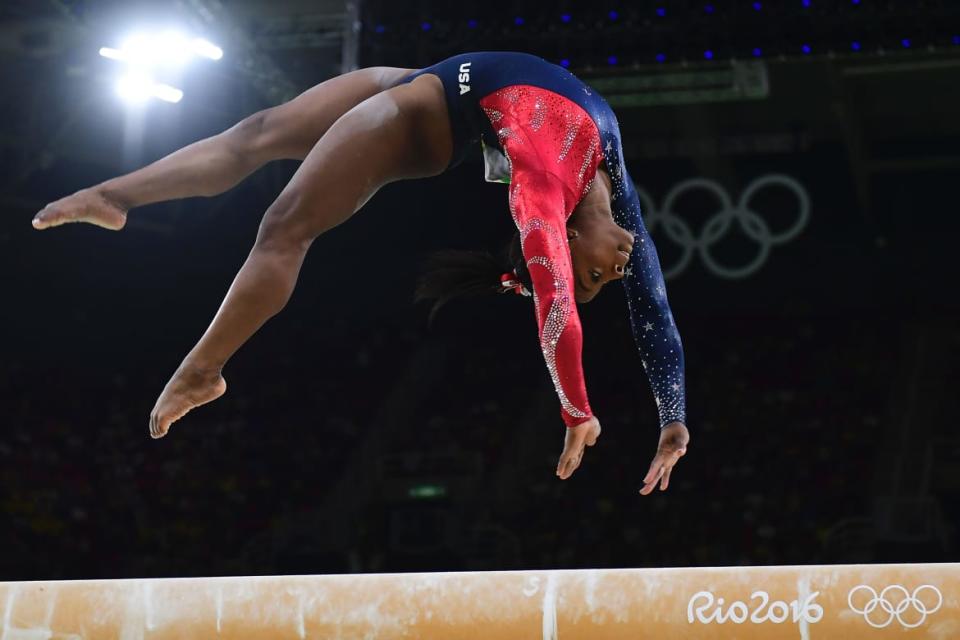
{"left": 566, "top": 414, "right": 596, "bottom": 429}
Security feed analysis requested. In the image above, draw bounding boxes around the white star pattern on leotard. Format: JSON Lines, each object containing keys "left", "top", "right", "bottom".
{"left": 602, "top": 116, "right": 687, "bottom": 429}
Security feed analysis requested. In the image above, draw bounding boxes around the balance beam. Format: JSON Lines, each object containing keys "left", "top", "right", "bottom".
{"left": 1, "top": 563, "right": 957, "bottom": 638}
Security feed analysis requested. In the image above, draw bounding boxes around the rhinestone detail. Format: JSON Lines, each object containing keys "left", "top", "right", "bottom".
{"left": 483, "top": 107, "right": 503, "bottom": 123}
{"left": 557, "top": 112, "right": 583, "bottom": 162}
{"left": 530, "top": 99, "right": 546, "bottom": 131}
{"left": 526, "top": 255, "right": 588, "bottom": 419}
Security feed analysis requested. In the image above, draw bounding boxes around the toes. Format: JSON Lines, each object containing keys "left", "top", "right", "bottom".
{"left": 34, "top": 204, "right": 76, "bottom": 229}
{"left": 33, "top": 199, "right": 127, "bottom": 231}
{"left": 32, "top": 209, "right": 59, "bottom": 229}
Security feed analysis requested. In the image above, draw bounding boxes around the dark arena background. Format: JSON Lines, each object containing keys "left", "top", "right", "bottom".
{"left": 1, "top": 1, "right": 959, "bottom": 637}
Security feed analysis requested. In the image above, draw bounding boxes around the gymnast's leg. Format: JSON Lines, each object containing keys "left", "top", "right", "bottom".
{"left": 31, "top": 67, "right": 415, "bottom": 230}
{"left": 148, "top": 74, "right": 452, "bottom": 438}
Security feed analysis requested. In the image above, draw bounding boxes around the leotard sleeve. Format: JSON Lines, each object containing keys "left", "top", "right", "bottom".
{"left": 613, "top": 168, "right": 687, "bottom": 429}
{"left": 508, "top": 171, "right": 594, "bottom": 428}
{"left": 479, "top": 86, "right": 606, "bottom": 428}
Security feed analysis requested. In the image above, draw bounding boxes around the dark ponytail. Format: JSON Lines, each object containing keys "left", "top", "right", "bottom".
{"left": 415, "top": 231, "right": 531, "bottom": 324}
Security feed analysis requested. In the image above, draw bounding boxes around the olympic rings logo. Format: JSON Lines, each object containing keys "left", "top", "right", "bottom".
{"left": 634, "top": 174, "right": 810, "bottom": 280}
{"left": 847, "top": 584, "right": 943, "bottom": 629}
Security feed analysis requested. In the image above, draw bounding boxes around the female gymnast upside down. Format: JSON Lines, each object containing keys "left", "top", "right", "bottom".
{"left": 32, "top": 52, "right": 689, "bottom": 493}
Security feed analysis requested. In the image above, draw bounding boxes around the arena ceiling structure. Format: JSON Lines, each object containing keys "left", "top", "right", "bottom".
{"left": 358, "top": 0, "right": 960, "bottom": 232}
{"left": 0, "top": 0, "right": 957, "bottom": 227}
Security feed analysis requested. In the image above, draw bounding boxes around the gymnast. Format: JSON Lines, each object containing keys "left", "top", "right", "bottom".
{"left": 32, "top": 51, "right": 689, "bottom": 494}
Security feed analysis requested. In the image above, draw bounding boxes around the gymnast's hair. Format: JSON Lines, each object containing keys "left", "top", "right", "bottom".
{"left": 415, "top": 231, "right": 532, "bottom": 324}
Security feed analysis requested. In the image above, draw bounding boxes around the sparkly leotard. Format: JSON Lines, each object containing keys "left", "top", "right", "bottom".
{"left": 397, "top": 52, "right": 686, "bottom": 430}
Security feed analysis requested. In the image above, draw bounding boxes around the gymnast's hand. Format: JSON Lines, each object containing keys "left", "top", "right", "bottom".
{"left": 556, "top": 416, "right": 601, "bottom": 480}
{"left": 640, "top": 421, "right": 689, "bottom": 495}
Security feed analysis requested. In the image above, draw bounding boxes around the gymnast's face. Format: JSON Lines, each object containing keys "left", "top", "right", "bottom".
{"left": 567, "top": 170, "right": 635, "bottom": 303}
{"left": 567, "top": 216, "right": 634, "bottom": 303}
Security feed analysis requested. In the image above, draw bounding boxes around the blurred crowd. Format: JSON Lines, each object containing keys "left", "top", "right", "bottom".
{"left": 0, "top": 311, "right": 945, "bottom": 580}
{"left": 363, "top": 316, "right": 900, "bottom": 572}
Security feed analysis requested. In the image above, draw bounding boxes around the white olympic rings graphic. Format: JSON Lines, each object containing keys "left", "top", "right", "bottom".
{"left": 847, "top": 584, "right": 943, "bottom": 629}
{"left": 634, "top": 174, "right": 810, "bottom": 280}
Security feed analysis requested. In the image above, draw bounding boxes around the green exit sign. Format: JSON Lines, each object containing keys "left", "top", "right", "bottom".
{"left": 407, "top": 484, "right": 447, "bottom": 499}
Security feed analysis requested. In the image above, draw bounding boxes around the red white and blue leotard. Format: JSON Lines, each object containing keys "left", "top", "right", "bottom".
{"left": 398, "top": 52, "right": 687, "bottom": 430}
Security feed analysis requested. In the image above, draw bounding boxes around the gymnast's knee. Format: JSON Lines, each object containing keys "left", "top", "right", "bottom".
{"left": 255, "top": 195, "right": 315, "bottom": 255}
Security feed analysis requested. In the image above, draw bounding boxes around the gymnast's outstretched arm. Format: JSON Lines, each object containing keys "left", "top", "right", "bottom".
{"left": 612, "top": 168, "right": 690, "bottom": 495}
{"left": 507, "top": 171, "right": 602, "bottom": 480}
{"left": 31, "top": 66, "right": 414, "bottom": 231}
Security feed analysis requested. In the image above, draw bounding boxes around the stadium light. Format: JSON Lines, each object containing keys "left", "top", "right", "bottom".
{"left": 100, "top": 28, "right": 221, "bottom": 104}
{"left": 116, "top": 71, "right": 151, "bottom": 104}
{"left": 191, "top": 38, "right": 223, "bottom": 61}
{"left": 98, "top": 47, "right": 124, "bottom": 61}
{"left": 116, "top": 72, "right": 183, "bottom": 104}
{"left": 100, "top": 30, "right": 222, "bottom": 68}
{"left": 152, "top": 83, "right": 184, "bottom": 103}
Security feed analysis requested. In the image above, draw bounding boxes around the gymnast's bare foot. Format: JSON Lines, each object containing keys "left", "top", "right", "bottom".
{"left": 32, "top": 188, "right": 128, "bottom": 231}
{"left": 149, "top": 362, "right": 227, "bottom": 439}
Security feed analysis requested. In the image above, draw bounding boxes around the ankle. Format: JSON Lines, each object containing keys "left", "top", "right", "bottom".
{"left": 179, "top": 358, "right": 224, "bottom": 381}
{"left": 96, "top": 182, "right": 133, "bottom": 212}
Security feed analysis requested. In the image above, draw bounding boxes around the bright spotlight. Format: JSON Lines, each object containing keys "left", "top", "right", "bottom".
{"left": 99, "top": 47, "right": 124, "bottom": 61}
{"left": 101, "top": 28, "right": 221, "bottom": 104}
{"left": 115, "top": 72, "right": 183, "bottom": 104}
{"left": 114, "top": 31, "right": 191, "bottom": 67}
{"left": 100, "top": 29, "right": 222, "bottom": 68}
{"left": 191, "top": 38, "right": 223, "bottom": 60}
{"left": 117, "top": 33, "right": 151, "bottom": 66}
{"left": 152, "top": 83, "right": 184, "bottom": 103}
{"left": 116, "top": 71, "right": 154, "bottom": 104}
{"left": 155, "top": 30, "right": 192, "bottom": 66}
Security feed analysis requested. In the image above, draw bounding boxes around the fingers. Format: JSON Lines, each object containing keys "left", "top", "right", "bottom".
{"left": 660, "top": 465, "right": 673, "bottom": 491}
{"left": 149, "top": 407, "right": 170, "bottom": 440}
{"left": 556, "top": 446, "right": 583, "bottom": 480}
{"left": 556, "top": 444, "right": 586, "bottom": 480}
{"left": 149, "top": 411, "right": 162, "bottom": 439}
{"left": 640, "top": 450, "right": 682, "bottom": 495}
{"left": 642, "top": 453, "right": 664, "bottom": 485}
{"left": 555, "top": 417, "right": 601, "bottom": 480}
{"left": 556, "top": 455, "right": 568, "bottom": 479}
{"left": 639, "top": 461, "right": 665, "bottom": 495}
